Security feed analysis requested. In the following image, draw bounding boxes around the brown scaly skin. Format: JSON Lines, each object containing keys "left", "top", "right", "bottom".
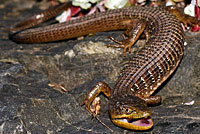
{"left": 165, "top": 6, "right": 199, "bottom": 28}
{"left": 9, "top": 3, "right": 198, "bottom": 130}
{"left": 109, "top": 94, "right": 153, "bottom": 130}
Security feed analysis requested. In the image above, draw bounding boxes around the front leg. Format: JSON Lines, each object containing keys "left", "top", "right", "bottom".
{"left": 143, "top": 95, "right": 162, "bottom": 105}
{"left": 82, "top": 81, "right": 112, "bottom": 116}
{"left": 135, "top": 93, "right": 162, "bottom": 106}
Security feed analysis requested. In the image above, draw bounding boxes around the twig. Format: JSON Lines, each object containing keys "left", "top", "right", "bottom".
{"left": 93, "top": 115, "right": 113, "bottom": 133}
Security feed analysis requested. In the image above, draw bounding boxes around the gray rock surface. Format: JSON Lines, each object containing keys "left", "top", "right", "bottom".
{"left": 0, "top": 0, "right": 200, "bottom": 133}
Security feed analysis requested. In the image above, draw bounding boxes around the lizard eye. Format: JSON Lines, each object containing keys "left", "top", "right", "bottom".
{"left": 125, "top": 108, "right": 132, "bottom": 114}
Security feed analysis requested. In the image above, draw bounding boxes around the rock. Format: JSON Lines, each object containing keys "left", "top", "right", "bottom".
{"left": 0, "top": 0, "right": 200, "bottom": 133}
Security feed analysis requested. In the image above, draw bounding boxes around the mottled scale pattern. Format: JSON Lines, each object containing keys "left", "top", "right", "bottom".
{"left": 10, "top": 6, "right": 184, "bottom": 100}
{"left": 112, "top": 7, "right": 184, "bottom": 99}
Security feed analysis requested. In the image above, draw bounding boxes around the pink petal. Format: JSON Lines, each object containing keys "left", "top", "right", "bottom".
{"left": 191, "top": 25, "right": 200, "bottom": 31}
{"left": 71, "top": 6, "right": 81, "bottom": 16}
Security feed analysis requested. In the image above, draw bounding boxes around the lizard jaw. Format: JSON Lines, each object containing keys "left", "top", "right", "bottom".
{"left": 112, "top": 116, "right": 153, "bottom": 130}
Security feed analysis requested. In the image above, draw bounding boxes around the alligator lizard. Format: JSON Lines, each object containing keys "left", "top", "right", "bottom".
{"left": 9, "top": 3, "right": 189, "bottom": 130}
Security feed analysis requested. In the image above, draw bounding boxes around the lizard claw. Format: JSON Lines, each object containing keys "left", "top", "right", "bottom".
{"left": 107, "top": 35, "right": 133, "bottom": 57}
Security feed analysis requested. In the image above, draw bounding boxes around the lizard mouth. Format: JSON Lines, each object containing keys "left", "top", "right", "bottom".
{"left": 118, "top": 117, "right": 153, "bottom": 127}
{"left": 112, "top": 116, "right": 153, "bottom": 130}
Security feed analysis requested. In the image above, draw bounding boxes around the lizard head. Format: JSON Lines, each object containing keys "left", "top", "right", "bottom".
{"left": 108, "top": 94, "right": 153, "bottom": 130}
